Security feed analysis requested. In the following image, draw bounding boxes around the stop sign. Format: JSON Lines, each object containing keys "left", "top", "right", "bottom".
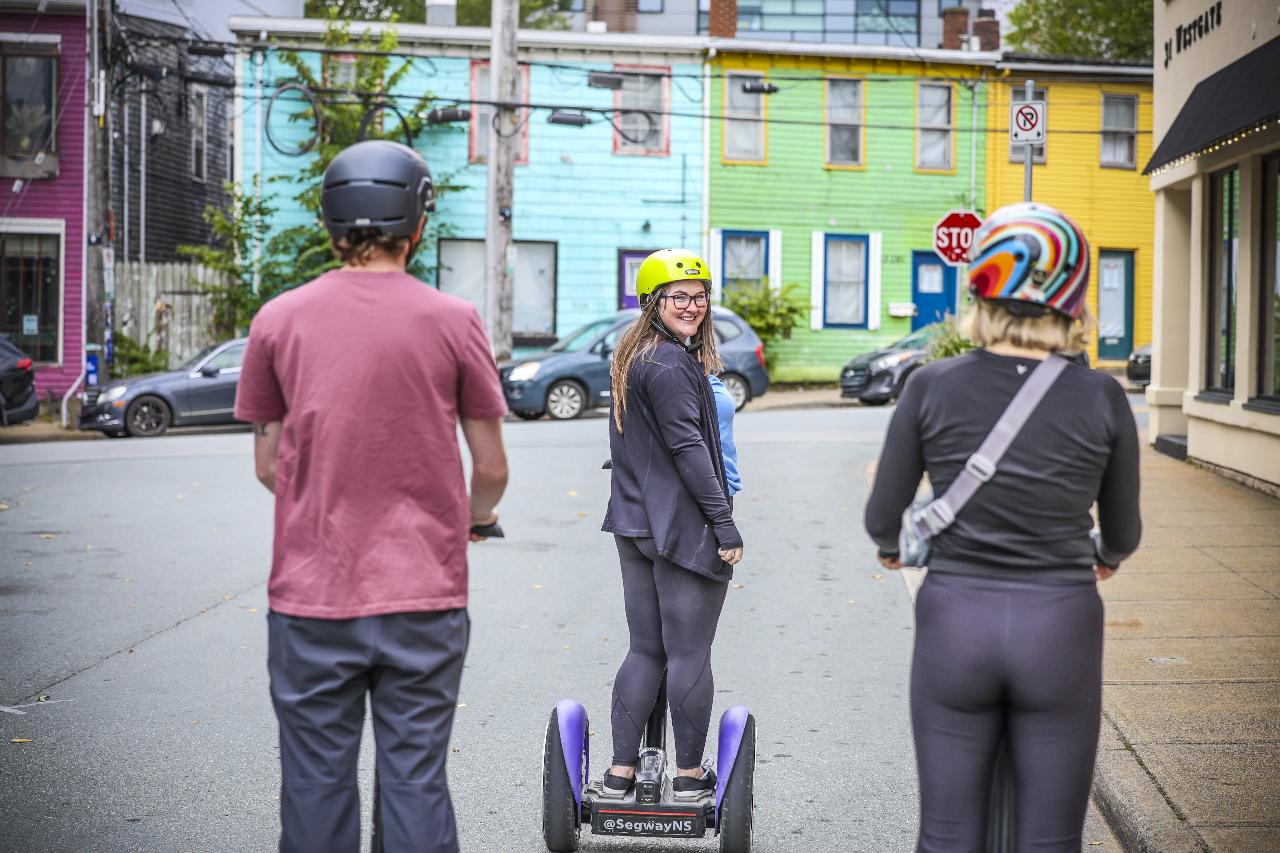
{"left": 933, "top": 210, "right": 983, "bottom": 266}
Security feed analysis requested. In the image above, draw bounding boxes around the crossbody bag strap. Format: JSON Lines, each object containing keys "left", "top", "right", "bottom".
{"left": 918, "top": 354, "right": 1069, "bottom": 534}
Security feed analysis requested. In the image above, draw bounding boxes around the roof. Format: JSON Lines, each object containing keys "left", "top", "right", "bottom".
{"left": 1144, "top": 34, "right": 1280, "bottom": 174}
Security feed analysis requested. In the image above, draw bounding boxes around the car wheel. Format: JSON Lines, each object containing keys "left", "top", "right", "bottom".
{"left": 859, "top": 397, "right": 890, "bottom": 407}
{"left": 545, "top": 381, "right": 587, "bottom": 420}
{"left": 104, "top": 430, "right": 127, "bottom": 439}
{"left": 514, "top": 411, "right": 544, "bottom": 421}
{"left": 125, "top": 395, "right": 171, "bottom": 437}
{"left": 721, "top": 373, "right": 750, "bottom": 412}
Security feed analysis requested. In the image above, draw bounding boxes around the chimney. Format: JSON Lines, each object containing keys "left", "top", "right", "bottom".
{"left": 941, "top": 6, "right": 969, "bottom": 50}
{"left": 425, "top": 0, "right": 456, "bottom": 26}
{"left": 973, "top": 8, "right": 1000, "bottom": 52}
{"left": 709, "top": 0, "right": 737, "bottom": 39}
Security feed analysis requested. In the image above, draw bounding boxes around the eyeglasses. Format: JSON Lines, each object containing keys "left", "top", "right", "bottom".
{"left": 659, "top": 292, "right": 710, "bottom": 309}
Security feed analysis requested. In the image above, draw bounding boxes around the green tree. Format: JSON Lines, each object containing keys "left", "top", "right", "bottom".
{"left": 722, "top": 283, "right": 811, "bottom": 375}
{"left": 456, "top": 0, "right": 569, "bottom": 29}
{"left": 181, "top": 14, "right": 460, "bottom": 335}
{"left": 304, "top": 0, "right": 424, "bottom": 23}
{"left": 1007, "top": 0, "right": 1153, "bottom": 62}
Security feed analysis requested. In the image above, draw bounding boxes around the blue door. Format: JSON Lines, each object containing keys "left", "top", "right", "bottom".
{"left": 1097, "top": 250, "right": 1135, "bottom": 361}
{"left": 911, "top": 251, "right": 957, "bottom": 330}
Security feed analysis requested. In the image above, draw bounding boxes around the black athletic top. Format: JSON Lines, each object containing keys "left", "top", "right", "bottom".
{"left": 864, "top": 349, "right": 1141, "bottom": 579}
{"left": 603, "top": 340, "right": 743, "bottom": 581}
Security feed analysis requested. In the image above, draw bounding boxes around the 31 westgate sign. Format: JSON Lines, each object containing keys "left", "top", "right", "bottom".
{"left": 1163, "top": 1, "right": 1223, "bottom": 68}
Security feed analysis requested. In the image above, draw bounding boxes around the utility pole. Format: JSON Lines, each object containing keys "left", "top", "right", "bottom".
{"left": 85, "top": 0, "right": 112, "bottom": 381}
{"left": 485, "top": 0, "right": 519, "bottom": 360}
{"left": 1023, "top": 79, "right": 1034, "bottom": 202}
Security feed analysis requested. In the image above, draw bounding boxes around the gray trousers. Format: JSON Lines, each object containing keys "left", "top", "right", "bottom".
{"left": 267, "top": 609, "right": 469, "bottom": 853}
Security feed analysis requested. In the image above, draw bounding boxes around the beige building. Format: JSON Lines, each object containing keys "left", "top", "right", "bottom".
{"left": 1146, "top": 0, "right": 1280, "bottom": 486}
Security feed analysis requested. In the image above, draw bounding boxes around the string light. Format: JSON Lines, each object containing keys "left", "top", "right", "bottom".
{"left": 1147, "top": 116, "right": 1278, "bottom": 177}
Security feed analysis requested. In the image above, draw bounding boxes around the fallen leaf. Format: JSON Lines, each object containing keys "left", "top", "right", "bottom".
{"left": 531, "top": 584, "right": 543, "bottom": 590}
{"left": 0, "top": 502, "right": 10, "bottom": 511}
{"left": 588, "top": 730, "right": 596, "bottom": 736}
{"left": 732, "top": 583, "right": 745, "bottom": 589}
{"left": 10, "top": 738, "right": 32, "bottom": 744}
{"left": 223, "top": 595, "right": 235, "bottom": 601}
{"left": 451, "top": 747, "right": 460, "bottom": 753}
{"left": 1087, "top": 843, "right": 1103, "bottom": 847}
{"left": 176, "top": 494, "right": 184, "bottom": 501}
{"left": 847, "top": 599, "right": 856, "bottom": 605}
{"left": 456, "top": 702, "right": 467, "bottom": 709}
{"left": 38, "top": 533, "right": 55, "bottom": 540}
{"left": 247, "top": 608, "right": 258, "bottom": 614}
{"left": 562, "top": 644, "right": 571, "bottom": 651}
{"left": 567, "top": 490, "right": 578, "bottom": 497}
{"left": 872, "top": 574, "right": 884, "bottom": 582}
{"left": 35, "top": 694, "right": 49, "bottom": 702}
{"left": 192, "top": 720, "right": 200, "bottom": 725}
{"left": 577, "top": 511, "right": 587, "bottom": 518}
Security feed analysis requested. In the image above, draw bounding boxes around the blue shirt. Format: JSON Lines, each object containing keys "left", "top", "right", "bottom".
{"left": 707, "top": 375, "right": 742, "bottom": 495}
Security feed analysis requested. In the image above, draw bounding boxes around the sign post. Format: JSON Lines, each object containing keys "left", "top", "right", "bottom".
{"left": 934, "top": 210, "right": 983, "bottom": 267}
{"left": 1010, "top": 80, "right": 1044, "bottom": 202}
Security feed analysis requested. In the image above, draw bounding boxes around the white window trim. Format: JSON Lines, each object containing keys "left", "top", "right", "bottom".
{"left": 1009, "top": 86, "right": 1047, "bottom": 164}
{"left": 916, "top": 81, "right": 953, "bottom": 171}
{"left": 809, "top": 231, "right": 881, "bottom": 330}
{"left": 190, "top": 85, "right": 208, "bottom": 183}
{"left": 724, "top": 71, "right": 766, "bottom": 164}
{"left": 825, "top": 77, "right": 862, "bottom": 167}
{"left": 767, "top": 229, "right": 782, "bottom": 294}
{"left": 709, "top": 228, "right": 723, "bottom": 303}
{"left": 0, "top": 33, "right": 60, "bottom": 45}
{"left": 1100, "top": 93, "right": 1139, "bottom": 170}
{"left": 613, "top": 64, "right": 670, "bottom": 157}
{"left": 0, "top": 216, "right": 66, "bottom": 366}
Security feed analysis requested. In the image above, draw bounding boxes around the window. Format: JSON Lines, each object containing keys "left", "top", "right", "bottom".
{"left": 1009, "top": 86, "right": 1046, "bottom": 164}
{"left": 614, "top": 67, "right": 668, "bottom": 156}
{"left": 824, "top": 234, "right": 868, "bottom": 326}
{"left": 1259, "top": 155, "right": 1280, "bottom": 402}
{"left": 1206, "top": 167, "right": 1239, "bottom": 394}
{"left": 225, "top": 101, "right": 235, "bottom": 183}
{"left": 722, "top": 231, "right": 768, "bottom": 297}
{"left": 1, "top": 47, "right": 57, "bottom": 157}
{"left": 713, "top": 318, "right": 743, "bottom": 343}
{"left": 203, "top": 343, "right": 246, "bottom": 373}
{"left": 0, "top": 230, "right": 61, "bottom": 363}
{"left": 438, "top": 239, "right": 556, "bottom": 339}
{"left": 1101, "top": 94, "right": 1138, "bottom": 169}
{"left": 470, "top": 61, "right": 530, "bottom": 165}
{"left": 190, "top": 87, "right": 207, "bottom": 182}
{"left": 637, "top": 0, "right": 663, "bottom": 11}
{"left": 724, "top": 73, "right": 765, "bottom": 163}
{"left": 916, "top": 82, "right": 952, "bottom": 171}
{"left": 826, "top": 78, "right": 862, "bottom": 167}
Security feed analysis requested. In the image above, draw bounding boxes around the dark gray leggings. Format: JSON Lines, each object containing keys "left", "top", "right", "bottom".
{"left": 911, "top": 570, "right": 1104, "bottom": 853}
{"left": 611, "top": 535, "right": 728, "bottom": 770}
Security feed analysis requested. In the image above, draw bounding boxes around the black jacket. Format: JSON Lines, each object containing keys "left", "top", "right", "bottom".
{"left": 603, "top": 340, "right": 742, "bottom": 580}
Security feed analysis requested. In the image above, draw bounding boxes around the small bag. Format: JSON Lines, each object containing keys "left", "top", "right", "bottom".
{"left": 897, "top": 355, "right": 1068, "bottom": 569}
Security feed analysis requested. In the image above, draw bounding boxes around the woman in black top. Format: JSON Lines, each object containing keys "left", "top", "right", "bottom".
{"left": 599, "top": 249, "right": 744, "bottom": 801}
{"left": 865, "top": 204, "right": 1141, "bottom": 852}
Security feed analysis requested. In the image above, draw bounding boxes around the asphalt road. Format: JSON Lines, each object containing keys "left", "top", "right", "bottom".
{"left": 0, "top": 401, "right": 1100, "bottom": 852}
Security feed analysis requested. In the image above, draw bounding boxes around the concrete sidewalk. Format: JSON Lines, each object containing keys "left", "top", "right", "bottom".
{"left": 1093, "top": 446, "right": 1280, "bottom": 852}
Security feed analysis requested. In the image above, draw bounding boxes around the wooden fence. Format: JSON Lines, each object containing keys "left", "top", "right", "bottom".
{"left": 113, "top": 262, "right": 225, "bottom": 368}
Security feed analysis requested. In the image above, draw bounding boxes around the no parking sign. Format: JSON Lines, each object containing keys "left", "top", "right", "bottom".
{"left": 1011, "top": 101, "right": 1045, "bottom": 144}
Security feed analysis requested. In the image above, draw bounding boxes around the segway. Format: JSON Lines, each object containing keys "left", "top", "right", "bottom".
{"left": 541, "top": 678, "right": 756, "bottom": 852}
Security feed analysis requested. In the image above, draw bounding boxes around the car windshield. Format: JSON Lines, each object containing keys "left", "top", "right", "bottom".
{"left": 549, "top": 318, "right": 618, "bottom": 352}
{"left": 890, "top": 327, "right": 938, "bottom": 351}
{"left": 177, "top": 343, "right": 223, "bottom": 372}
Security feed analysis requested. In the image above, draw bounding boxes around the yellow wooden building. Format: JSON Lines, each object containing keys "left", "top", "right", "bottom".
{"left": 986, "top": 57, "right": 1154, "bottom": 367}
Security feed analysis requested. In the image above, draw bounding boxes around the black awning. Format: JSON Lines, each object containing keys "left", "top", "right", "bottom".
{"left": 1144, "top": 34, "right": 1280, "bottom": 174}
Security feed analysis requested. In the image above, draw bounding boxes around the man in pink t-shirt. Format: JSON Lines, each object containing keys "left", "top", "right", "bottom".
{"left": 235, "top": 141, "right": 509, "bottom": 853}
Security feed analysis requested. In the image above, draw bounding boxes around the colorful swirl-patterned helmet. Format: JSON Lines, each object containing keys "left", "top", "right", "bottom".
{"left": 968, "top": 202, "right": 1090, "bottom": 319}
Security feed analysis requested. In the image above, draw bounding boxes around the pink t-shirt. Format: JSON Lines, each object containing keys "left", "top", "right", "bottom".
{"left": 234, "top": 269, "right": 508, "bottom": 619}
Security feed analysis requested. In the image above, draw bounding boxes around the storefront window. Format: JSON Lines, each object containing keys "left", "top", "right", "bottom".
{"left": 1207, "top": 167, "right": 1238, "bottom": 394}
{"left": 0, "top": 232, "right": 60, "bottom": 363}
{"left": 1260, "top": 155, "right": 1280, "bottom": 402}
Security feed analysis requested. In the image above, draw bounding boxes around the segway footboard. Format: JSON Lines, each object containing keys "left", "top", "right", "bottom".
{"left": 590, "top": 801, "right": 711, "bottom": 838}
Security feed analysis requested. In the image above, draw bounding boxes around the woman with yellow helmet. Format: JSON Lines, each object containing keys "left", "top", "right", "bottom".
{"left": 598, "top": 248, "right": 744, "bottom": 801}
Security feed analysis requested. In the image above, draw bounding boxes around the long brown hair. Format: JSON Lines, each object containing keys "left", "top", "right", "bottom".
{"left": 611, "top": 284, "right": 723, "bottom": 433}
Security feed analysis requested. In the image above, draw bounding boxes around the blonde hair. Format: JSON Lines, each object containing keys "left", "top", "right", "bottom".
{"left": 960, "top": 299, "right": 1094, "bottom": 354}
{"left": 610, "top": 285, "right": 723, "bottom": 433}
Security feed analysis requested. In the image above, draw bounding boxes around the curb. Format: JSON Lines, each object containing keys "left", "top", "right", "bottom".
{"left": 1092, "top": 718, "right": 1206, "bottom": 853}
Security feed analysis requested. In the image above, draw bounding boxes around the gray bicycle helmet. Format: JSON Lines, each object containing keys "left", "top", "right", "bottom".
{"left": 320, "top": 140, "right": 435, "bottom": 241}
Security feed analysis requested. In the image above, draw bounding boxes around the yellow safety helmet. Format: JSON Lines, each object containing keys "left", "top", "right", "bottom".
{"left": 635, "top": 249, "right": 711, "bottom": 307}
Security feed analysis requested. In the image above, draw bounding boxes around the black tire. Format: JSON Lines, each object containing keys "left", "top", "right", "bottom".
{"left": 892, "top": 368, "right": 918, "bottom": 402}
{"left": 718, "top": 714, "right": 756, "bottom": 853}
{"left": 514, "top": 411, "right": 544, "bottom": 421}
{"left": 103, "top": 430, "right": 127, "bottom": 439}
{"left": 721, "top": 373, "right": 750, "bottom": 412}
{"left": 125, "top": 395, "right": 171, "bottom": 437}
{"left": 859, "top": 397, "right": 890, "bottom": 407}
{"left": 542, "top": 708, "right": 581, "bottom": 853}
{"left": 545, "top": 381, "right": 587, "bottom": 420}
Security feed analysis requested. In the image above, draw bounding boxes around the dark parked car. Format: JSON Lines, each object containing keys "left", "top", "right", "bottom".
{"left": 499, "top": 306, "right": 770, "bottom": 420}
{"left": 0, "top": 334, "right": 39, "bottom": 426}
{"left": 840, "top": 326, "right": 939, "bottom": 405}
{"left": 79, "top": 338, "right": 246, "bottom": 437}
{"left": 1127, "top": 343, "right": 1151, "bottom": 387}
